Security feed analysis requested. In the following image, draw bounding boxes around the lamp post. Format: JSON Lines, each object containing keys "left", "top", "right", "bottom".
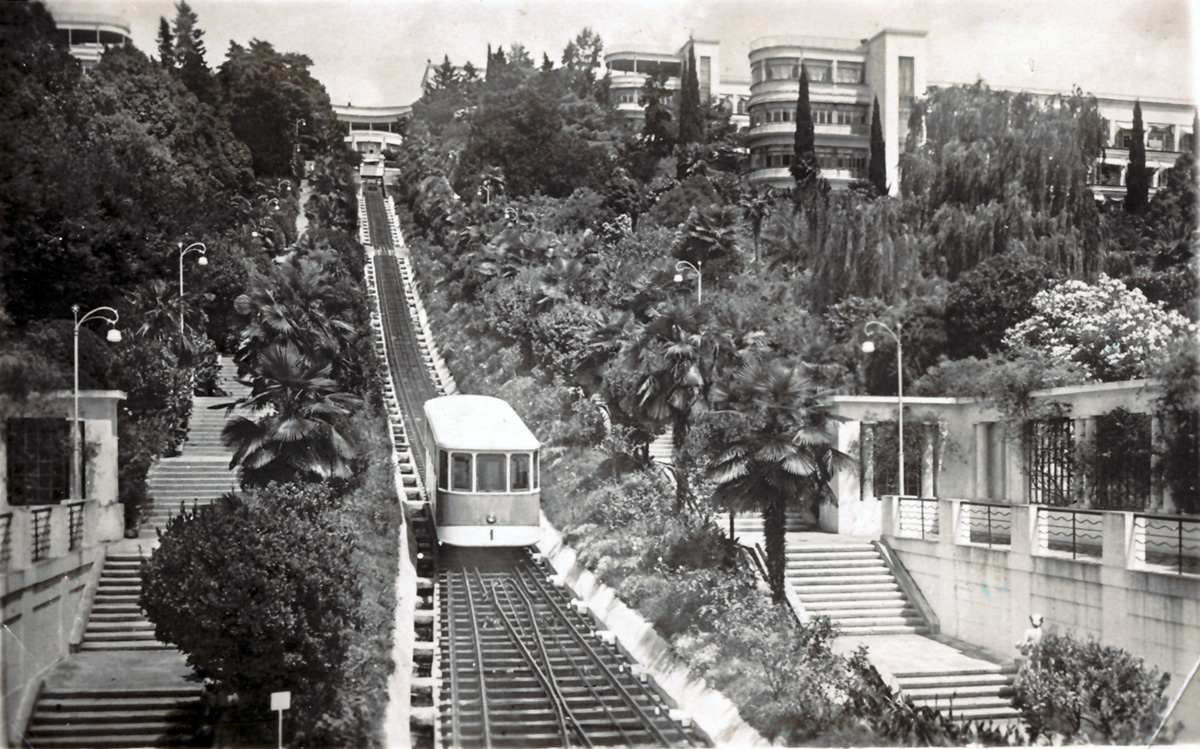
{"left": 295, "top": 118, "right": 306, "bottom": 153}
{"left": 73, "top": 305, "right": 121, "bottom": 500}
{"left": 673, "top": 260, "right": 702, "bottom": 304}
{"left": 862, "top": 319, "right": 905, "bottom": 496}
{"left": 178, "top": 242, "right": 208, "bottom": 340}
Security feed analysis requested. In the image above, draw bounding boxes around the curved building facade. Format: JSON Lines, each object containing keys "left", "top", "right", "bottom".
{"left": 333, "top": 104, "right": 412, "bottom": 156}
{"left": 746, "top": 30, "right": 925, "bottom": 192}
{"left": 45, "top": 7, "right": 131, "bottom": 69}
{"left": 605, "top": 39, "right": 750, "bottom": 130}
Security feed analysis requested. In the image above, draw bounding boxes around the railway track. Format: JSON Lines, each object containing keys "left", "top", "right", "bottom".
{"left": 440, "top": 548, "right": 702, "bottom": 748}
{"left": 363, "top": 189, "right": 706, "bottom": 749}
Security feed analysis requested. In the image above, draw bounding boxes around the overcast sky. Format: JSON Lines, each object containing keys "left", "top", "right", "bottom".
{"left": 54, "top": 0, "right": 1196, "bottom": 107}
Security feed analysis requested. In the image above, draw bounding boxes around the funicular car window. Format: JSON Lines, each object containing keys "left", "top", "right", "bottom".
{"left": 511, "top": 454, "right": 531, "bottom": 491}
{"left": 451, "top": 453, "right": 472, "bottom": 491}
{"left": 477, "top": 454, "right": 507, "bottom": 492}
{"left": 532, "top": 452, "right": 539, "bottom": 489}
{"left": 438, "top": 450, "right": 449, "bottom": 490}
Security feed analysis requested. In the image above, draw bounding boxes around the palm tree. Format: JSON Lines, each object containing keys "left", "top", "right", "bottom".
{"left": 707, "top": 356, "right": 852, "bottom": 602}
{"left": 233, "top": 256, "right": 359, "bottom": 383}
{"left": 739, "top": 185, "right": 774, "bottom": 266}
{"left": 620, "top": 301, "right": 708, "bottom": 510}
{"left": 217, "top": 344, "right": 362, "bottom": 486}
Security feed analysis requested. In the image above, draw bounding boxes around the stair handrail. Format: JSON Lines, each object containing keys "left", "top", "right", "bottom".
{"left": 68, "top": 546, "right": 106, "bottom": 652}
{"left": 873, "top": 538, "right": 939, "bottom": 634}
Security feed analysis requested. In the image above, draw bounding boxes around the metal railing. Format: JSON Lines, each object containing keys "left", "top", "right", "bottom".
{"left": 1037, "top": 507, "right": 1104, "bottom": 562}
{"left": 31, "top": 507, "right": 53, "bottom": 562}
{"left": 896, "top": 497, "right": 940, "bottom": 539}
{"left": 1134, "top": 513, "right": 1200, "bottom": 576}
{"left": 957, "top": 501, "right": 1013, "bottom": 548}
{"left": 1, "top": 513, "right": 12, "bottom": 571}
{"left": 67, "top": 501, "right": 86, "bottom": 551}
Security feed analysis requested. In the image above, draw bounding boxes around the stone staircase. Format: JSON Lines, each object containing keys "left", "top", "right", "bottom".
{"left": 787, "top": 543, "right": 930, "bottom": 636}
{"left": 80, "top": 553, "right": 170, "bottom": 651}
{"left": 894, "top": 665, "right": 1019, "bottom": 722}
{"left": 728, "top": 510, "right": 812, "bottom": 537}
{"left": 24, "top": 685, "right": 207, "bottom": 748}
{"left": 139, "top": 359, "right": 246, "bottom": 536}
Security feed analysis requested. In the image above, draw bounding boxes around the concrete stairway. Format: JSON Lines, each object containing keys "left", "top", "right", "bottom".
{"left": 894, "top": 665, "right": 1019, "bottom": 722}
{"left": 728, "top": 510, "right": 812, "bottom": 537}
{"left": 24, "top": 685, "right": 207, "bottom": 748}
{"left": 139, "top": 358, "right": 245, "bottom": 536}
{"left": 80, "top": 553, "right": 170, "bottom": 651}
{"left": 787, "top": 543, "right": 929, "bottom": 636}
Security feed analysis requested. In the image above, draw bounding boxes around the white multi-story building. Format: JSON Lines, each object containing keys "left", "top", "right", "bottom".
{"left": 332, "top": 104, "right": 411, "bottom": 156}
{"left": 605, "top": 39, "right": 751, "bottom": 130}
{"left": 43, "top": 5, "right": 131, "bottom": 69}
{"left": 745, "top": 30, "right": 926, "bottom": 193}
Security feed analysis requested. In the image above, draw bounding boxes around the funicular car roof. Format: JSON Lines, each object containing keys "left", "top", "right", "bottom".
{"left": 424, "top": 395, "right": 540, "bottom": 452}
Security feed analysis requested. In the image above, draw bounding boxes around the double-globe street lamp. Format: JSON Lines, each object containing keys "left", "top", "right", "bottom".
{"left": 674, "top": 260, "right": 702, "bottom": 304}
{"left": 73, "top": 305, "right": 121, "bottom": 500}
{"left": 862, "top": 319, "right": 906, "bottom": 497}
{"left": 179, "top": 242, "right": 208, "bottom": 340}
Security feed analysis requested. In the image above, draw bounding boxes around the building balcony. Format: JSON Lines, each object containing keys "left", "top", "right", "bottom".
{"left": 747, "top": 167, "right": 794, "bottom": 187}
{"left": 750, "top": 78, "right": 867, "bottom": 97}
{"left": 748, "top": 121, "right": 870, "bottom": 141}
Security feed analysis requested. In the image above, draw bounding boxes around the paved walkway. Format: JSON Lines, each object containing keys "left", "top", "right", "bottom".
{"left": 833, "top": 632, "right": 1013, "bottom": 675}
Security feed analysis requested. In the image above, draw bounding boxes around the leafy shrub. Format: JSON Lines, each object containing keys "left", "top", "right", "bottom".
{"left": 1004, "top": 274, "right": 1194, "bottom": 381}
{"left": 1013, "top": 631, "right": 1169, "bottom": 743}
{"left": 141, "top": 482, "right": 369, "bottom": 746}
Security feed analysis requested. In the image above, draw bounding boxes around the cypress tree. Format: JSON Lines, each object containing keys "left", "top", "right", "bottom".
{"left": 678, "top": 43, "right": 703, "bottom": 145}
{"left": 171, "top": 1, "right": 213, "bottom": 103}
{"left": 868, "top": 96, "right": 887, "bottom": 195}
{"left": 1125, "top": 100, "right": 1149, "bottom": 213}
{"left": 790, "top": 64, "right": 821, "bottom": 186}
{"left": 156, "top": 17, "right": 173, "bottom": 69}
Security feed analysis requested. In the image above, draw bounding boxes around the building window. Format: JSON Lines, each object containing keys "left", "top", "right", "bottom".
{"left": 5, "top": 418, "right": 72, "bottom": 505}
{"left": 752, "top": 62, "right": 764, "bottom": 84}
{"left": 766, "top": 57, "right": 798, "bottom": 81}
{"left": 476, "top": 454, "right": 507, "bottom": 493}
{"left": 1182, "top": 132, "right": 1195, "bottom": 154}
{"left": 699, "top": 56, "right": 711, "bottom": 98}
{"left": 805, "top": 59, "right": 832, "bottom": 83}
{"left": 835, "top": 61, "right": 863, "bottom": 84}
{"left": 736, "top": 98, "right": 746, "bottom": 115}
{"left": 898, "top": 56, "right": 915, "bottom": 97}
{"left": 1118, "top": 128, "right": 1137, "bottom": 149}
{"left": 1147, "top": 126, "right": 1173, "bottom": 152}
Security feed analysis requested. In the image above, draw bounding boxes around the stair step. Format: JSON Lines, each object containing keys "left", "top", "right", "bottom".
{"left": 903, "top": 684, "right": 1015, "bottom": 700}
{"left": 836, "top": 625, "right": 929, "bottom": 636}
{"left": 79, "top": 641, "right": 172, "bottom": 651}
{"left": 810, "top": 607, "right": 919, "bottom": 619}
{"left": 788, "top": 565, "right": 890, "bottom": 576}
{"left": 788, "top": 574, "right": 896, "bottom": 585}
{"left": 801, "top": 596, "right": 907, "bottom": 609}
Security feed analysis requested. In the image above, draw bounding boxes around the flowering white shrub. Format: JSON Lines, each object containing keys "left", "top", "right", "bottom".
{"left": 1003, "top": 274, "right": 1195, "bottom": 381}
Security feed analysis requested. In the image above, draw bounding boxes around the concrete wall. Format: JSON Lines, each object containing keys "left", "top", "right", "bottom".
{"left": 883, "top": 497, "right": 1200, "bottom": 731}
{"left": 1, "top": 548, "right": 100, "bottom": 739}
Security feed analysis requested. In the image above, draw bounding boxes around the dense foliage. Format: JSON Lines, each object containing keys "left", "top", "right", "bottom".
{"left": 1014, "top": 631, "right": 1170, "bottom": 743}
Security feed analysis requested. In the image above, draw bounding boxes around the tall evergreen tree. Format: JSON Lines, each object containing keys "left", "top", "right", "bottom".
{"left": 677, "top": 43, "right": 703, "bottom": 145}
{"left": 156, "top": 17, "right": 173, "bottom": 69}
{"left": 1125, "top": 100, "right": 1149, "bottom": 213}
{"left": 867, "top": 96, "right": 887, "bottom": 195}
{"left": 171, "top": 1, "right": 213, "bottom": 103}
{"left": 1192, "top": 111, "right": 1199, "bottom": 157}
{"left": 790, "top": 65, "right": 821, "bottom": 186}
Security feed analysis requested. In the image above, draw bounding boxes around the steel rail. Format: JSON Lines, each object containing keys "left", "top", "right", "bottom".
{"left": 446, "top": 570, "right": 464, "bottom": 747}
{"left": 462, "top": 569, "right": 495, "bottom": 748}
{"left": 508, "top": 572, "right": 635, "bottom": 747}
{"left": 483, "top": 570, "right": 581, "bottom": 747}
{"left": 516, "top": 557, "right": 693, "bottom": 747}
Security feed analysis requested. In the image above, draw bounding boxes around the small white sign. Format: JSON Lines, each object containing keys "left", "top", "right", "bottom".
{"left": 271, "top": 691, "right": 291, "bottom": 711}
